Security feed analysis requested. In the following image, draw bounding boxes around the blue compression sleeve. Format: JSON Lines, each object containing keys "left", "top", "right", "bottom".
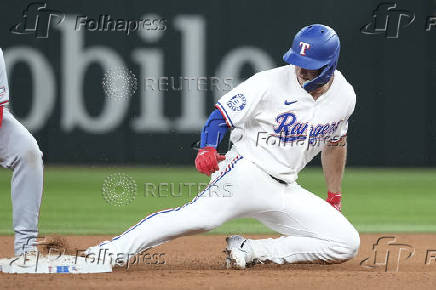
{"left": 200, "top": 109, "right": 230, "bottom": 148}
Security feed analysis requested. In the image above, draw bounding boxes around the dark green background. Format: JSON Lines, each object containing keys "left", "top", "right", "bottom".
{"left": 1, "top": 0, "right": 435, "bottom": 166}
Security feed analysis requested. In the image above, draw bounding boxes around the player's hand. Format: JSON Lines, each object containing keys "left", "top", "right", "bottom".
{"left": 326, "top": 191, "right": 342, "bottom": 212}
{"left": 195, "top": 147, "right": 226, "bottom": 176}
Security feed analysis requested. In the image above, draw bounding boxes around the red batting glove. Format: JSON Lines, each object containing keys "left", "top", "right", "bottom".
{"left": 326, "top": 191, "right": 342, "bottom": 212}
{"left": 195, "top": 147, "right": 226, "bottom": 176}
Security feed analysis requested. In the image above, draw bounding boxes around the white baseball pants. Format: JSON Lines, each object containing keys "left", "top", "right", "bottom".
{"left": 0, "top": 107, "right": 43, "bottom": 255}
{"left": 103, "top": 149, "right": 359, "bottom": 264}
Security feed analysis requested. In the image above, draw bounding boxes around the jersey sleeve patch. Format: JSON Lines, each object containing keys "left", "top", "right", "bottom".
{"left": 226, "top": 94, "right": 246, "bottom": 111}
{"left": 215, "top": 73, "right": 265, "bottom": 127}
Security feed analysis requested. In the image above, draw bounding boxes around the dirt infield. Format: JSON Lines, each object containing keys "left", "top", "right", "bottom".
{"left": 1, "top": 234, "right": 436, "bottom": 289}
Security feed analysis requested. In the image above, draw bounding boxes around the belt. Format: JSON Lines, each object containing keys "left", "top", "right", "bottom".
{"left": 270, "top": 174, "right": 287, "bottom": 185}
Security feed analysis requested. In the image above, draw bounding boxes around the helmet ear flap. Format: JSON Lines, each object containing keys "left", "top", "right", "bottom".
{"left": 317, "top": 65, "right": 327, "bottom": 75}
{"left": 302, "top": 62, "right": 336, "bottom": 92}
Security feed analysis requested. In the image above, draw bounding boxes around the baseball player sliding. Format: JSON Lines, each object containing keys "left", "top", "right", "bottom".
{"left": 0, "top": 48, "right": 44, "bottom": 256}
{"left": 87, "top": 24, "right": 359, "bottom": 269}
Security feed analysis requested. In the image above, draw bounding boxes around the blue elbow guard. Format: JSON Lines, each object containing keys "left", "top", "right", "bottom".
{"left": 200, "top": 109, "right": 229, "bottom": 148}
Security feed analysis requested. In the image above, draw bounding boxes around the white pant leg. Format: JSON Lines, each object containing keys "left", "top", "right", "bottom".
{"left": 0, "top": 108, "right": 44, "bottom": 255}
{"left": 248, "top": 182, "right": 360, "bottom": 264}
{"left": 104, "top": 151, "right": 285, "bottom": 256}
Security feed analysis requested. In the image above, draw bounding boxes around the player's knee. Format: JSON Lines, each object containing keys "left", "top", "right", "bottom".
{"left": 339, "top": 229, "right": 360, "bottom": 261}
{"left": 349, "top": 229, "right": 361, "bottom": 256}
{"left": 18, "top": 142, "right": 43, "bottom": 168}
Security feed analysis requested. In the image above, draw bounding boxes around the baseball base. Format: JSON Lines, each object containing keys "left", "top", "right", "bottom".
{"left": 0, "top": 253, "right": 112, "bottom": 274}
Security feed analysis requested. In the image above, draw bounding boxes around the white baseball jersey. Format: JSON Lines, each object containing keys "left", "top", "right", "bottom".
{"left": 216, "top": 65, "right": 356, "bottom": 184}
{"left": 0, "top": 48, "right": 10, "bottom": 106}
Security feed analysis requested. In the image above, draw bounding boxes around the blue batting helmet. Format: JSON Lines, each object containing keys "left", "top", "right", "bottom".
{"left": 283, "top": 24, "right": 340, "bottom": 92}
